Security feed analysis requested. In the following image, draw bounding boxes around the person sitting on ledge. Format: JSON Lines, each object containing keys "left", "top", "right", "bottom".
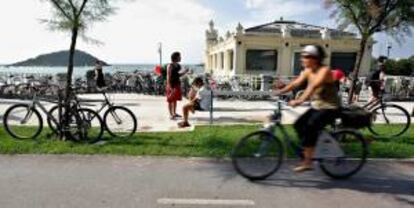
{"left": 178, "top": 77, "right": 210, "bottom": 128}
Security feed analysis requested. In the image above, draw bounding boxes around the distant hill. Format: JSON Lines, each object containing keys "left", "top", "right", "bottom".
{"left": 10, "top": 50, "right": 109, "bottom": 67}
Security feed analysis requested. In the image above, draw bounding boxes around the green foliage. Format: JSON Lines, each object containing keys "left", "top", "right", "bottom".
{"left": 42, "top": 0, "right": 117, "bottom": 43}
{"left": 325, "top": 0, "right": 414, "bottom": 39}
{"left": 384, "top": 57, "right": 414, "bottom": 76}
{"left": 0, "top": 125, "right": 413, "bottom": 158}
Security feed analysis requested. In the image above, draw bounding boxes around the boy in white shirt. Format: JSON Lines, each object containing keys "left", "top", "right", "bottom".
{"left": 178, "top": 77, "right": 211, "bottom": 128}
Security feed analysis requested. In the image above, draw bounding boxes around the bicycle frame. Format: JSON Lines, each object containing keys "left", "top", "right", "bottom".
{"left": 265, "top": 100, "right": 342, "bottom": 160}
{"left": 76, "top": 91, "right": 123, "bottom": 124}
{"left": 264, "top": 101, "right": 303, "bottom": 157}
{"left": 25, "top": 94, "right": 65, "bottom": 137}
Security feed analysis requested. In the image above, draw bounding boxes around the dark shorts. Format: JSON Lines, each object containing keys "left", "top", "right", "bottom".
{"left": 193, "top": 100, "right": 204, "bottom": 111}
{"left": 370, "top": 82, "right": 381, "bottom": 98}
{"left": 294, "top": 108, "right": 339, "bottom": 147}
{"left": 96, "top": 77, "right": 106, "bottom": 88}
{"left": 166, "top": 85, "right": 182, "bottom": 103}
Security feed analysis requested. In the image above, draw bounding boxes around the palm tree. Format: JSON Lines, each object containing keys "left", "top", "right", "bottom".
{"left": 42, "top": 0, "right": 116, "bottom": 135}
{"left": 325, "top": 0, "right": 414, "bottom": 103}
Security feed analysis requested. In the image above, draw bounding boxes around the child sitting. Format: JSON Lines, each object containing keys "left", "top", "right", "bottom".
{"left": 178, "top": 77, "right": 210, "bottom": 128}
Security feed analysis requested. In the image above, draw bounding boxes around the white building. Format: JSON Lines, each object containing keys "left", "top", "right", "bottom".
{"left": 205, "top": 19, "right": 373, "bottom": 77}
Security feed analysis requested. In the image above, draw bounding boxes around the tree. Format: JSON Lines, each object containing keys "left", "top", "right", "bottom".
{"left": 41, "top": 0, "right": 116, "bottom": 137}
{"left": 325, "top": 0, "right": 414, "bottom": 103}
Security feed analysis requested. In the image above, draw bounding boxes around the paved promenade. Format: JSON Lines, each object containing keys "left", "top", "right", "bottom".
{"left": 0, "top": 94, "right": 413, "bottom": 132}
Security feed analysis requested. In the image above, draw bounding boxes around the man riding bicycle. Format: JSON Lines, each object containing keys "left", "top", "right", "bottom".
{"left": 274, "top": 45, "right": 340, "bottom": 172}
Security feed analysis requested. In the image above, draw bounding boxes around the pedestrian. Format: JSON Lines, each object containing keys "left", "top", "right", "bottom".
{"left": 166, "top": 52, "right": 189, "bottom": 120}
{"left": 95, "top": 60, "right": 106, "bottom": 89}
{"left": 366, "top": 56, "right": 387, "bottom": 104}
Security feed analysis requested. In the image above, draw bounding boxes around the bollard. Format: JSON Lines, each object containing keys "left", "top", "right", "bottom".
{"left": 210, "top": 90, "right": 214, "bottom": 124}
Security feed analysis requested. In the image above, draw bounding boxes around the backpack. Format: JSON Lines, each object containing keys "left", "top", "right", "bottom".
{"left": 365, "top": 69, "right": 381, "bottom": 85}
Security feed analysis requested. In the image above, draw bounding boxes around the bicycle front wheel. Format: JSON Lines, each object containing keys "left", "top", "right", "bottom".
{"left": 70, "top": 108, "right": 104, "bottom": 143}
{"left": 319, "top": 130, "right": 367, "bottom": 179}
{"left": 3, "top": 104, "right": 43, "bottom": 140}
{"left": 104, "top": 106, "right": 137, "bottom": 138}
{"left": 368, "top": 104, "right": 411, "bottom": 138}
{"left": 231, "top": 131, "right": 284, "bottom": 181}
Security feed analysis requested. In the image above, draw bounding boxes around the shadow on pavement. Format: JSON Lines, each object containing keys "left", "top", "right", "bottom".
{"left": 204, "top": 160, "right": 414, "bottom": 206}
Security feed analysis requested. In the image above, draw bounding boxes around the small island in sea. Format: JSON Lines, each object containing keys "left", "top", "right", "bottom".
{"left": 10, "top": 50, "right": 108, "bottom": 67}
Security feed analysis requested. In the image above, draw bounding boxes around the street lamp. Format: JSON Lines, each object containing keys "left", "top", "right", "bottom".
{"left": 387, "top": 43, "right": 392, "bottom": 58}
{"left": 158, "top": 42, "right": 163, "bottom": 66}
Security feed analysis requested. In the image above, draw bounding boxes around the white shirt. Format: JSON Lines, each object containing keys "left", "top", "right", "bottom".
{"left": 196, "top": 86, "right": 211, "bottom": 110}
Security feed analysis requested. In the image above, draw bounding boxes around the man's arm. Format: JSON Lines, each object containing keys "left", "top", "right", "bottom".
{"left": 166, "top": 64, "right": 172, "bottom": 86}
{"left": 277, "top": 70, "right": 308, "bottom": 94}
{"left": 295, "top": 67, "right": 330, "bottom": 103}
{"left": 179, "top": 67, "right": 189, "bottom": 76}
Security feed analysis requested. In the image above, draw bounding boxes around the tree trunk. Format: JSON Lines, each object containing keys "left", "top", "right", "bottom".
{"left": 348, "top": 36, "right": 368, "bottom": 104}
{"left": 63, "top": 27, "right": 79, "bottom": 137}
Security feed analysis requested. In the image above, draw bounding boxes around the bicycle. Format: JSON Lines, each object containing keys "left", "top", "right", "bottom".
{"left": 232, "top": 99, "right": 368, "bottom": 181}
{"left": 3, "top": 87, "right": 104, "bottom": 143}
{"left": 47, "top": 88, "right": 137, "bottom": 138}
{"left": 361, "top": 81, "right": 411, "bottom": 138}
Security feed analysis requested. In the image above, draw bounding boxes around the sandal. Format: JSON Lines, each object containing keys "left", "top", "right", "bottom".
{"left": 178, "top": 121, "right": 191, "bottom": 128}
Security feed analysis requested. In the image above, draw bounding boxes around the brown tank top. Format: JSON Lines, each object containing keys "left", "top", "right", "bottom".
{"left": 312, "top": 81, "right": 340, "bottom": 109}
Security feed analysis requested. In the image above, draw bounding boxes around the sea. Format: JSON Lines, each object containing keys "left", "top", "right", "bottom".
{"left": 0, "top": 64, "right": 204, "bottom": 79}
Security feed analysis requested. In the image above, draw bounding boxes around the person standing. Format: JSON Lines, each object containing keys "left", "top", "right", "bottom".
{"left": 166, "top": 52, "right": 188, "bottom": 120}
{"left": 95, "top": 60, "right": 106, "bottom": 89}
{"left": 366, "top": 56, "right": 387, "bottom": 103}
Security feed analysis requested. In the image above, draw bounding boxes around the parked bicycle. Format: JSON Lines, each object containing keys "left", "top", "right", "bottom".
{"left": 47, "top": 88, "right": 137, "bottom": 138}
{"left": 3, "top": 87, "right": 104, "bottom": 143}
{"left": 360, "top": 84, "right": 411, "bottom": 138}
{"left": 232, "top": 99, "right": 368, "bottom": 180}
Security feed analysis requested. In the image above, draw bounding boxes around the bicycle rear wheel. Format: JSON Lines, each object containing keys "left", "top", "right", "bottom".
{"left": 368, "top": 104, "right": 411, "bottom": 137}
{"left": 71, "top": 108, "right": 104, "bottom": 143}
{"left": 232, "top": 131, "right": 283, "bottom": 181}
{"left": 368, "top": 105, "right": 411, "bottom": 138}
{"left": 3, "top": 104, "right": 43, "bottom": 140}
{"left": 104, "top": 106, "right": 137, "bottom": 138}
{"left": 319, "top": 130, "right": 367, "bottom": 179}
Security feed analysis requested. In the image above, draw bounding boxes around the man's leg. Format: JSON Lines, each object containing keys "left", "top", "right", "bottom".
{"left": 178, "top": 103, "right": 193, "bottom": 128}
{"left": 294, "top": 109, "right": 337, "bottom": 172}
{"left": 173, "top": 101, "right": 177, "bottom": 116}
{"left": 182, "top": 103, "right": 193, "bottom": 123}
{"left": 168, "top": 102, "right": 174, "bottom": 117}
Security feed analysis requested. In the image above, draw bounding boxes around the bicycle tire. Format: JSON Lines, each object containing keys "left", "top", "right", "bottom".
{"left": 319, "top": 130, "right": 367, "bottom": 179}
{"left": 368, "top": 104, "right": 411, "bottom": 137}
{"left": 46, "top": 105, "right": 62, "bottom": 135}
{"left": 104, "top": 106, "right": 137, "bottom": 138}
{"left": 232, "top": 131, "right": 284, "bottom": 181}
{"left": 70, "top": 108, "right": 104, "bottom": 143}
{"left": 3, "top": 104, "right": 43, "bottom": 140}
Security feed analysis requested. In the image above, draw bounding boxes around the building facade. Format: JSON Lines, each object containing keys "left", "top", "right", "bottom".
{"left": 205, "top": 19, "right": 373, "bottom": 77}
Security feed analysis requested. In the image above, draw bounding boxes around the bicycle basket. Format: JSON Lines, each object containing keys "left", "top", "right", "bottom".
{"left": 340, "top": 106, "right": 372, "bottom": 129}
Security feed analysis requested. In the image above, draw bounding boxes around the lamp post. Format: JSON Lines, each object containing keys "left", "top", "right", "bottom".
{"left": 158, "top": 42, "right": 163, "bottom": 66}
{"left": 387, "top": 43, "right": 392, "bottom": 58}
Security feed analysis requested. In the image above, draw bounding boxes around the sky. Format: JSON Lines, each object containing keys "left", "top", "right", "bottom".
{"left": 0, "top": 0, "right": 413, "bottom": 64}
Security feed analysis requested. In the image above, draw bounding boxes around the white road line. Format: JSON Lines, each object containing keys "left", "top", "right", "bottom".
{"left": 157, "top": 198, "right": 255, "bottom": 206}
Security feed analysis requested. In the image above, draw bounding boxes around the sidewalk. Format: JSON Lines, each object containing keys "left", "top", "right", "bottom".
{"left": 1, "top": 94, "right": 413, "bottom": 132}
